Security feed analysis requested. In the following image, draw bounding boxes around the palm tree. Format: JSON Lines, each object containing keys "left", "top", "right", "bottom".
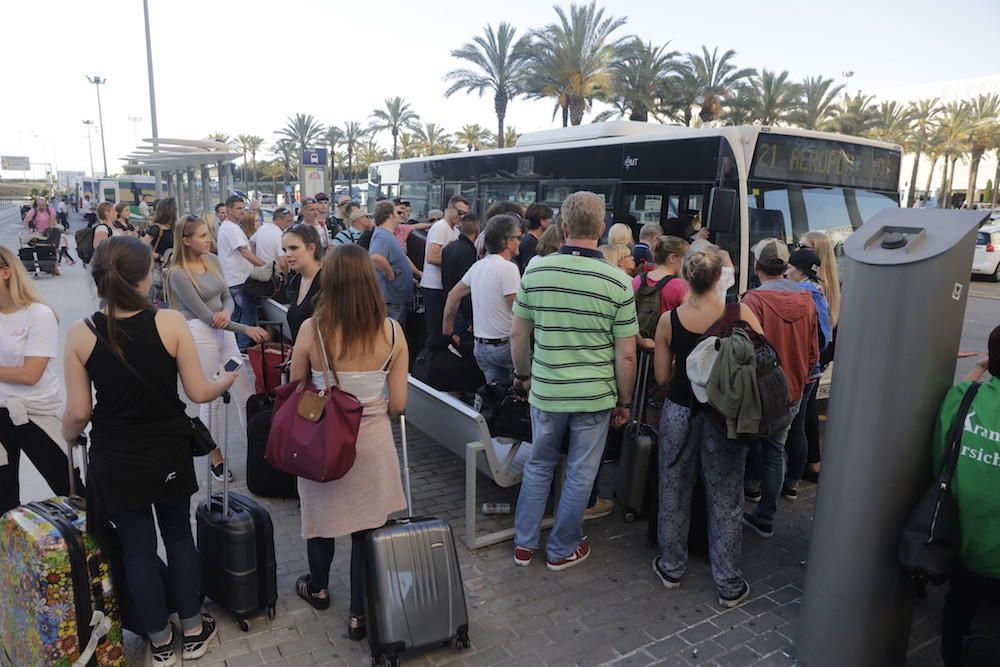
{"left": 655, "top": 63, "right": 700, "bottom": 126}
{"left": 787, "top": 76, "right": 844, "bottom": 130}
{"left": 271, "top": 139, "right": 297, "bottom": 202}
{"left": 277, "top": 113, "right": 325, "bottom": 192}
{"left": 687, "top": 46, "right": 757, "bottom": 124}
{"left": 369, "top": 97, "right": 420, "bottom": 159}
{"left": 445, "top": 22, "right": 530, "bottom": 148}
{"left": 399, "top": 133, "right": 420, "bottom": 159}
{"left": 936, "top": 102, "right": 972, "bottom": 208}
{"left": 415, "top": 123, "right": 453, "bottom": 156}
{"left": 829, "top": 92, "right": 876, "bottom": 136}
{"left": 522, "top": 1, "right": 627, "bottom": 126}
{"left": 206, "top": 132, "right": 231, "bottom": 145}
{"left": 340, "top": 121, "right": 368, "bottom": 193}
{"left": 236, "top": 134, "right": 253, "bottom": 191}
{"left": 921, "top": 132, "right": 944, "bottom": 208}
{"left": 454, "top": 124, "right": 493, "bottom": 151}
{"left": 721, "top": 83, "right": 755, "bottom": 126}
{"left": 602, "top": 38, "right": 680, "bottom": 122}
{"left": 963, "top": 93, "right": 1000, "bottom": 207}
{"left": 738, "top": 69, "right": 801, "bottom": 126}
{"left": 323, "top": 126, "right": 345, "bottom": 187}
{"left": 355, "top": 139, "right": 390, "bottom": 174}
{"left": 245, "top": 135, "right": 265, "bottom": 196}
{"left": 502, "top": 126, "right": 521, "bottom": 148}
{"left": 867, "top": 101, "right": 913, "bottom": 145}
{"left": 904, "top": 98, "right": 942, "bottom": 207}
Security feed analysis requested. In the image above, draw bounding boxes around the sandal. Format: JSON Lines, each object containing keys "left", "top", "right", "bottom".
{"left": 295, "top": 575, "right": 330, "bottom": 610}
{"left": 347, "top": 614, "right": 366, "bottom": 641}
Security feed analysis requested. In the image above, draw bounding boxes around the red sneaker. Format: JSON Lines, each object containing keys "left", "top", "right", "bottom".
{"left": 513, "top": 546, "right": 534, "bottom": 567}
{"left": 546, "top": 542, "right": 591, "bottom": 571}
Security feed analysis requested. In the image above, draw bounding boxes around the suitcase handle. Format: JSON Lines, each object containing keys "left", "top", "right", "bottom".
{"left": 67, "top": 434, "right": 87, "bottom": 499}
{"left": 205, "top": 390, "right": 232, "bottom": 518}
{"left": 399, "top": 412, "right": 413, "bottom": 517}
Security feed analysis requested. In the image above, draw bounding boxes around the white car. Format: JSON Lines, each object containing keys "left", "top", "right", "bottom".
{"left": 973, "top": 225, "right": 1000, "bottom": 281}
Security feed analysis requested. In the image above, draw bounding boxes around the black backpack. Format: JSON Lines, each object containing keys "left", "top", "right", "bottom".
{"left": 75, "top": 225, "right": 101, "bottom": 265}
{"left": 635, "top": 273, "right": 674, "bottom": 338}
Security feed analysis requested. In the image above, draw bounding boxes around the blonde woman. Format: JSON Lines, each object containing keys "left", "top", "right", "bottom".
{"left": 599, "top": 243, "right": 636, "bottom": 276}
{"left": 799, "top": 231, "right": 841, "bottom": 481}
{"left": 241, "top": 210, "right": 261, "bottom": 240}
{"left": 166, "top": 215, "right": 268, "bottom": 482}
{"left": 0, "top": 246, "right": 76, "bottom": 515}
{"left": 608, "top": 222, "right": 634, "bottom": 248}
{"left": 527, "top": 223, "right": 564, "bottom": 269}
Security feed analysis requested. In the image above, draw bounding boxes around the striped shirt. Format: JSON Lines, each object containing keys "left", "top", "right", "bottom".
{"left": 333, "top": 226, "right": 363, "bottom": 246}
{"left": 513, "top": 246, "right": 638, "bottom": 413}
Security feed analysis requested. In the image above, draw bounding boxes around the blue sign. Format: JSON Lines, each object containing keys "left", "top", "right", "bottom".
{"left": 302, "top": 147, "right": 327, "bottom": 166}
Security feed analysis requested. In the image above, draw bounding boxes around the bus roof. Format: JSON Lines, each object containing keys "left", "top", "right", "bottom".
{"left": 374, "top": 122, "right": 901, "bottom": 170}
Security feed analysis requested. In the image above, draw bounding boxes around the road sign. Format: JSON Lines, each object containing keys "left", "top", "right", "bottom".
{"left": 301, "top": 147, "right": 327, "bottom": 167}
{"left": 1, "top": 156, "right": 30, "bottom": 170}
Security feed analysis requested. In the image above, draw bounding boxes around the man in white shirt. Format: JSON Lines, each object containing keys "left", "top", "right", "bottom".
{"left": 300, "top": 198, "right": 331, "bottom": 251}
{"left": 216, "top": 195, "right": 265, "bottom": 351}
{"left": 250, "top": 205, "right": 293, "bottom": 272}
{"left": 421, "top": 195, "right": 469, "bottom": 340}
{"left": 442, "top": 213, "right": 522, "bottom": 383}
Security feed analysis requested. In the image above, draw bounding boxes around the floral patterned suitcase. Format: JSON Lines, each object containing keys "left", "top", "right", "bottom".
{"left": 0, "top": 497, "right": 124, "bottom": 667}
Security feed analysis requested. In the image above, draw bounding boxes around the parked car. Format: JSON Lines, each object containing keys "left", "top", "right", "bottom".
{"left": 973, "top": 225, "right": 1000, "bottom": 282}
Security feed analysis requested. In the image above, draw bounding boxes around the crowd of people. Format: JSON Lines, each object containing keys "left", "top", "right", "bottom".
{"left": 0, "top": 187, "right": 996, "bottom": 665}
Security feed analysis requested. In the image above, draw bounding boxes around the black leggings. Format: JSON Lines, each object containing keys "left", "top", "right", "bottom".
{"left": 0, "top": 412, "right": 82, "bottom": 515}
{"left": 805, "top": 383, "right": 822, "bottom": 466}
{"left": 307, "top": 532, "right": 368, "bottom": 616}
{"left": 942, "top": 567, "right": 1000, "bottom": 666}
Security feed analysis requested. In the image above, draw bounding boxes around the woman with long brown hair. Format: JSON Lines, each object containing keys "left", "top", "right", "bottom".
{"left": 113, "top": 203, "right": 139, "bottom": 238}
{"left": 288, "top": 244, "right": 408, "bottom": 640}
{"left": 62, "top": 236, "right": 240, "bottom": 665}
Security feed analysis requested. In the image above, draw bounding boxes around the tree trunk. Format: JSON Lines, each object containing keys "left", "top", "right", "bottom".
{"left": 495, "top": 92, "right": 507, "bottom": 149}
{"left": 252, "top": 156, "right": 258, "bottom": 197}
{"left": 569, "top": 96, "right": 586, "bottom": 126}
{"left": 561, "top": 103, "right": 569, "bottom": 128}
{"left": 347, "top": 150, "right": 353, "bottom": 196}
{"left": 391, "top": 130, "right": 399, "bottom": 160}
{"left": 683, "top": 107, "right": 693, "bottom": 127}
{"left": 992, "top": 157, "right": 1000, "bottom": 209}
{"left": 922, "top": 155, "right": 938, "bottom": 207}
{"left": 630, "top": 106, "right": 648, "bottom": 122}
{"left": 938, "top": 156, "right": 950, "bottom": 208}
{"left": 906, "top": 140, "right": 923, "bottom": 208}
{"left": 966, "top": 149, "right": 983, "bottom": 208}
{"left": 243, "top": 156, "right": 248, "bottom": 192}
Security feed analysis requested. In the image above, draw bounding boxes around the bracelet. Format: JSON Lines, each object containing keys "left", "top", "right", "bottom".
{"left": 617, "top": 401, "right": 633, "bottom": 409}
{"left": 514, "top": 372, "right": 530, "bottom": 381}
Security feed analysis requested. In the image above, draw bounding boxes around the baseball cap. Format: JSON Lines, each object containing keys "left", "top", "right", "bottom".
{"left": 273, "top": 206, "right": 290, "bottom": 218}
{"left": 427, "top": 208, "right": 444, "bottom": 221}
{"left": 314, "top": 192, "right": 330, "bottom": 202}
{"left": 788, "top": 248, "right": 823, "bottom": 281}
{"left": 752, "top": 238, "right": 790, "bottom": 271}
{"left": 349, "top": 209, "right": 372, "bottom": 223}
{"left": 392, "top": 197, "right": 411, "bottom": 206}
{"left": 336, "top": 195, "right": 352, "bottom": 205}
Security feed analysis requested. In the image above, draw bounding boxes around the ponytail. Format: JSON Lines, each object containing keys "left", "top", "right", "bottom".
{"left": 90, "top": 236, "right": 154, "bottom": 356}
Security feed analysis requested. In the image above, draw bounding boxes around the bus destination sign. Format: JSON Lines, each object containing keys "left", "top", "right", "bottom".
{"left": 751, "top": 134, "right": 900, "bottom": 192}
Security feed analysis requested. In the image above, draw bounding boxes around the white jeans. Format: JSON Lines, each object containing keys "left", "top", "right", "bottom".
{"left": 187, "top": 319, "right": 252, "bottom": 444}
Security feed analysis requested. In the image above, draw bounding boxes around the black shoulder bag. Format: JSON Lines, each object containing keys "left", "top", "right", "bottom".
{"left": 899, "top": 382, "right": 982, "bottom": 589}
{"left": 85, "top": 317, "right": 218, "bottom": 457}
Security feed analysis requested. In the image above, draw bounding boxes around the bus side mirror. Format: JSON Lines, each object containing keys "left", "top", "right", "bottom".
{"left": 706, "top": 187, "right": 738, "bottom": 235}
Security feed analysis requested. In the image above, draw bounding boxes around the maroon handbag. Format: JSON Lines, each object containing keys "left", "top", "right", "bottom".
{"left": 266, "top": 321, "right": 363, "bottom": 482}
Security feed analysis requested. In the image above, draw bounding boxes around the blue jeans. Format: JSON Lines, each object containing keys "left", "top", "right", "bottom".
{"left": 385, "top": 302, "right": 408, "bottom": 328}
{"left": 515, "top": 407, "right": 611, "bottom": 561}
{"left": 111, "top": 499, "right": 202, "bottom": 644}
{"left": 421, "top": 287, "right": 444, "bottom": 342}
{"left": 473, "top": 341, "right": 514, "bottom": 384}
{"left": 228, "top": 285, "right": 258, "bottom": 351}
{"left": 784, "top": 382, "right": 818, "bottom": 490}
{"left": 749, "top": 395, "right": 804, "bottom": 525}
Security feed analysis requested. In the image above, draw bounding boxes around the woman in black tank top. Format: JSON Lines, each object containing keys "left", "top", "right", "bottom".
{"left": 61, "top": 237, "right": 241, "bottom": 664}
{"left": 651, "top": 245, "right": 764, "bottom": 611}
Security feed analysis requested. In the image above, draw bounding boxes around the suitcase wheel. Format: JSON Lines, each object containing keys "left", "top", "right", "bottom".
{"left": 267, "top": 606, "right": 276, "bottom": 621}
{"left": 238, "top": 618, "right": 251, "bottom": 632}
{"left": 456, "top": 631, "right": 471, "bottom": 650}
{"left": 624, "top": 510, "right": 637, "bottom": 523}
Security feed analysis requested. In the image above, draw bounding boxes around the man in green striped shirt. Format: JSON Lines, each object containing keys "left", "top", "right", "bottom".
{"left": 510, "top": 191, "right": 638, "bottom": 571}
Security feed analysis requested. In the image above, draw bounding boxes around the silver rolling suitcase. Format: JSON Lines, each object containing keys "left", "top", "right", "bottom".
{"left": 364, "top": 414, "right": 470, "bottom": 667}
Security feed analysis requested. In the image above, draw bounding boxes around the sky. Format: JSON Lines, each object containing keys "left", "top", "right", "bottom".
{"left": 2, "top": 0, "right": 998, "bottom": 178}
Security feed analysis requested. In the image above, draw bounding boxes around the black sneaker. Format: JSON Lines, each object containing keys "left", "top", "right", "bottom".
{"left": 211, "top": 463, "right": 234, "bottom": 484}
{"left": 742, "top": 512, "right": 774, "bottom": 538}
{"left": 781, "top": 484, "right": 798, "bottom": 501}
{"left": 150, "top": 628, "right": 176, "bottom": 667}
{"left": 652, "top": 557, "right": 681, "bottom": 589}
{"left": 181, "top": 614, "right": 218, "bottom": 660}
{"left": 744, "top": 487, "right": 762, "bottom": 503}
{"left": 296, "top": 574, "right": 331, "bottom": 610}
{"left": 719, "top": 580, "right": 751, "bottom": 609}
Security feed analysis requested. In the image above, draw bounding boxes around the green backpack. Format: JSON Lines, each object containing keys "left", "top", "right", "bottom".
{"left": 635, "top": 273, "right": 675, "bottom": 338}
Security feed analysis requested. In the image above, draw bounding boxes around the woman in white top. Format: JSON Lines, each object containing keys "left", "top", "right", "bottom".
{"left": 92, "top": 202, "right": 126, "bottom": 248}
{"left": 0, "top": 246, "right": 78, "bottom": 515}
{"left": 290, "top": 244, "right": 407, "bottom": 640}
{"left": 166, "top": 215, "right": 268, "bottom": 482}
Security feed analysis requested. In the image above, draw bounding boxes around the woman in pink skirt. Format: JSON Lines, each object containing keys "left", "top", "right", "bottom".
{"left": 288, "top": 243, "right": 408, "bottom": 640}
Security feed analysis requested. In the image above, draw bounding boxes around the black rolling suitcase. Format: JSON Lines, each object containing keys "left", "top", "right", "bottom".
{"left": 617, "top": 349, "right": 657, "bottom": 522}
{"left": 246, "top": 408, "right": 298, "bottom": 499}
{"left": 196, "top": 391, "right": 278, "bottom": 631}
{"left": 365, "top": 415, "right": 471, "bottom": 667}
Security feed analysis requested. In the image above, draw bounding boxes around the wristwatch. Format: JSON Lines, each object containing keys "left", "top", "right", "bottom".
{"left": 514, "top": 372, "right": 531, "bottom": 381}
{"left": 616, "top": 401, "right": 633, "bottom": 409}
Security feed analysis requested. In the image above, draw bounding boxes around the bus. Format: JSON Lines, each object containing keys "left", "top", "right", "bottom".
{"left": 367, "top": 121, "right": 902, "bottom": 292}
{"left": 82, "top": 176, "right": 161, "bottom": 206}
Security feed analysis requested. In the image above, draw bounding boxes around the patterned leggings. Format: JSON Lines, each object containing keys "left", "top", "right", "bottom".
{"left": 657, "top": 401, "right": 748, "bottom": 599}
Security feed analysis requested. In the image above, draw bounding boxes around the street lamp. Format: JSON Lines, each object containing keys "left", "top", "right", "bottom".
{"left": 142, "top": 0, "right": 162, "bottom": 196}
{"left": 128, "top": 115, "right": 143, "bottom": 147}
{"left": 86, "top": 75, "right": 109, "bottom": 176}
{"left": 841, "top": 70, "right": 855, "bottom": 100}
{"left": 82, "top": 120, "right": 95, "bottom": 177}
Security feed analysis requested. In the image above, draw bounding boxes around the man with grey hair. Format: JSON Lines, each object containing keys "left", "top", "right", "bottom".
{"left": 509, "top": 191, "right": 638, "bottom": 571}
{"left": 443, "top": 214, "right": 522, "bottom": 383}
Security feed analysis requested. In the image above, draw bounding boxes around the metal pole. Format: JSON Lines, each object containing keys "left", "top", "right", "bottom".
{"left": 201, "top": 165, "right": 211, "bottom": 215}
{"left": 82, "top": 121, "right": 95, "bottom": 177}
{"left": 186, "top": 167, "right": 197, "bottom": 214}
{"left": 142, "top": 0, "right": 161, "bottom": 198}
{"left": 87, "top": 76, "right": 109, "bottom": 176}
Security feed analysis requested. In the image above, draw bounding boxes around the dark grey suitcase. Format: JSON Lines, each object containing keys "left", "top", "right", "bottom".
{"left": 617, "top": 349, "right": 656, "bottom": 521}
{"left": 364, "top": 415, "right": 470, "bottom": 667}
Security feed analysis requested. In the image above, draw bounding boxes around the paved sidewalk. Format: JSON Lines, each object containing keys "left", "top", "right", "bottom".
{"left": 0, "top": 204, "right": 946, "bottom": 666}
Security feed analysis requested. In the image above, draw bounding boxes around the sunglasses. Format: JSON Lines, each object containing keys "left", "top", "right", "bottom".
{"left": 303, "top": 198, "right": 317, "bottom": 204}
{"left": 795, "top": 242, "right": 813, "bottom": 249}
{"left": 455, "top": 209, "right": 469, "bottom": 218}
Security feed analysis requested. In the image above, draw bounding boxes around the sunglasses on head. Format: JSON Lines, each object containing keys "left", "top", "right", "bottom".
{"left": 303, "top": 198, "right": 317, "bottom": 204}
